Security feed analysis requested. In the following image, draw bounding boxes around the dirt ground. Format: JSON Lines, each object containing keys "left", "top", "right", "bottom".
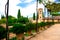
{"left": 29, "top": 24, "right": 60, "bottom": 40}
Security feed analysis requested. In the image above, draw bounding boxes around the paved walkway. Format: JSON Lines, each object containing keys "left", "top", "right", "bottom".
{"left": 30, "top": 24, "right": 60, "bottom": 40}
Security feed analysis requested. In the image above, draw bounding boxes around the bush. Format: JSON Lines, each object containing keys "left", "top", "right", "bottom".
{"left": 38, "top": 22, "right": 46, "bottom": 27}
{"left": 8, "top": 18, "right": 17, "bottom": 26}
{"left": 46, "top": 22, "right": 54, "bottom": 25}
{"left": 9, "top": 37, "right": 17, "bottom": 40}
{"left": 0, "top": 19, "right": 6, "bottom": 24}
{"left": 25, "top": 23, "right": 36, "bottom": 32}
{"left": 0, "top": 26, "right": 6, "bottom": 39}
{"left": 17, "top": 17, "right": 29, "bottom": 24}
{"left": 10, "top": 23, "right": 25, "bottom": 34}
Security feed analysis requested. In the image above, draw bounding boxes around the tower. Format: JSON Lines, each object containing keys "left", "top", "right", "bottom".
{"left": 38, "top": 8, "right": 43, "bottom": 22}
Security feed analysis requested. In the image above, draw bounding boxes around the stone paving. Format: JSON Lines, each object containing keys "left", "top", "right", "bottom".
{"left": 29, "top": 24, "right": 60, "bottom": 40}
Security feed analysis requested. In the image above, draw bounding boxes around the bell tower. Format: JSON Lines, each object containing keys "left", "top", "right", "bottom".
{"left": 38, "top": 8, "right": 43, "bottom": 22}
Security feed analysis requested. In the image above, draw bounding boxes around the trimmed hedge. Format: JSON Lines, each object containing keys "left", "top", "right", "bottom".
{"left": 10, "top": 23, "right": 25, "bottom": 34}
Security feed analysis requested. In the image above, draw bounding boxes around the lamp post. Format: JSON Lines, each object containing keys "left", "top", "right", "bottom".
{"left": 5, "top": 0, "right": 9, "bottom": 40}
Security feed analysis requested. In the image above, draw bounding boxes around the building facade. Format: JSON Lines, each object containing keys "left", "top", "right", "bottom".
{"left": 32, "top": 8, "right": 60, "bottom": 23}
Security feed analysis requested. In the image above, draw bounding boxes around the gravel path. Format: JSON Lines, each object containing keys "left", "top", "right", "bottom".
{"left": 29, "top": 24, "right": 60, "bottom": 40}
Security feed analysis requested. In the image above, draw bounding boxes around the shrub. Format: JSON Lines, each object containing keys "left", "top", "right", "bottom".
{"left": 17, "top": 17, "right": 29, "bottom": 24}
{"left": 9, "top": 37, "right": 17, "bottom": 40}
{"left": 10, "top": 23, "right": 25, "bottom": 34}
{"left": 0, "top": 26, "right": 6, "bottom": 39}
{"left": 38, "top": 22, "right": 46, "bottom": 27}
{"left": 25, "top": 23, "right": 35, "bottom": 32}
{"left": 46, "top": 22, "right": 54, "bottom": 25}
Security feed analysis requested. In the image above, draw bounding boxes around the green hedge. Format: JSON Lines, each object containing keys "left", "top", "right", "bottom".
{"left": 10, "top": 23, "right": 25, "bottom": 34}
{"left": 25, "top": 23, "right": 36, "bottom": 32}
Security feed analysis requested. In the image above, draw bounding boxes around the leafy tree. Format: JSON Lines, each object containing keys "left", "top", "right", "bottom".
{"left": 33, "top": 13, "right": 35, "bottom": 20}
{"left": 17, "top": 9, "right": 21, "bottom": 20}
{"left": 0, "top": 26, "right": 6, "bottom": 40}
{"left": 45, "top": 3, "right": 60, "bottom": 12}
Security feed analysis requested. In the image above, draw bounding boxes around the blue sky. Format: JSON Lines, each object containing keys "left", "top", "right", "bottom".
{"left": 0, "top": 0, "right": 59, "bottom": 19}
{"left": 0, "top": 0, "right": 37, "bottom": 18}
{"left": 55, "top": 0, "right": 60, "bottom": 3}
{"left": 17, "top": 0, "right": 36, "bottom": 8}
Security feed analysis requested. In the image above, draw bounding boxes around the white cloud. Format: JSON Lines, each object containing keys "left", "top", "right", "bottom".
{"left": 0, "top": 0, "right": 45, "bottom": 19}
{"left": 21, "top": 2, "right": 36, "bottom": 17}
{"left": 38, "top": 3, "right": 44, "bottom": 12}
{"left": 9, "top": 0, "right": 36, "bottom": 18}
{"left": 0, "top": 0, "right": 7, "bottom": 19}
{"left": 9, "top": 0, "right": 20, "bottom": 18}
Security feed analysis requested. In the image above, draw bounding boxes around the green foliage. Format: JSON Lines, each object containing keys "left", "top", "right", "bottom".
{"left": 38, "top": 22, "right": 54, "bottom": 28}
{"left": 17, "top": 17, "right": 29, "bottom": 24}
{"left": 17, "top": 9, "right": 21, "bottom": 20}
{"left": 51, "top": 14, "right": 60, "bottom": 16}
{"left": 24, "top": 33, "right": 30, "bottom": 37}
{"left": 10, "top": 23, "right": 25, "bottom": 34}
{"left": 9, "top": 37, "right": 17, "bottom": 40}
{"left": 38, "top": 22, "right": 46, "bottom": 27}
{"left": 0, "top": 15, "right": 6, "bottom": 24}
{"left": 1, "top": 15, "right": 5, "bottom": 19}
{"left": 0, "top": 18, "right": 6, "bottom": 24}
{"left": 38, "top": 0, "right": 42, "bottom": 3}
{"left": 46, "top": 22, "right": 54, "bottom": 25}
{"left": 8, "top": 18, "right": 17, "bottom": 26}
{"left": 45, "top": 3, "right": 60, "bottom": 12}
{"left": 33, "top": 13, "right": 35, "bottom": 20}
{"left": 0, "top": 26, "right": 6, "bottom": 39}
{"left": 25, "top": 23, "right": 36, "bottom": 32}
{"left": 8, "top": 16, "right": 17, "bottom": 26}
{"left": 8, "top": 15, "right": 16, "bottom": 19}
{"left": 0, "top": 15, "right": 17, "bottom": 24}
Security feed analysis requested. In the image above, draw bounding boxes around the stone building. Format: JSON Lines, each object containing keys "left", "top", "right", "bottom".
{"left": 32, "top": 8, "right": 60, "bottom": 23}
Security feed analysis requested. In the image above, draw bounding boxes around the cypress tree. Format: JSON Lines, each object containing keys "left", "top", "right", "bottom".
{"left": 17, "top": 9, "right": 21, "bottom": 19}
{"left": 33, "top": 13, "right": 35, "bottom": 20}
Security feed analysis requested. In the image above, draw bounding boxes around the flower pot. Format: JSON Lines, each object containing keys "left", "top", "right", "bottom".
{"left": 16, "top": 33, "right": 24, "bottom": 40}
{"left": 45, "top": 26, "right": 48, "bottom": 29}
{"left": 27, "top": 30, "right": 32, "bottom": 36}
